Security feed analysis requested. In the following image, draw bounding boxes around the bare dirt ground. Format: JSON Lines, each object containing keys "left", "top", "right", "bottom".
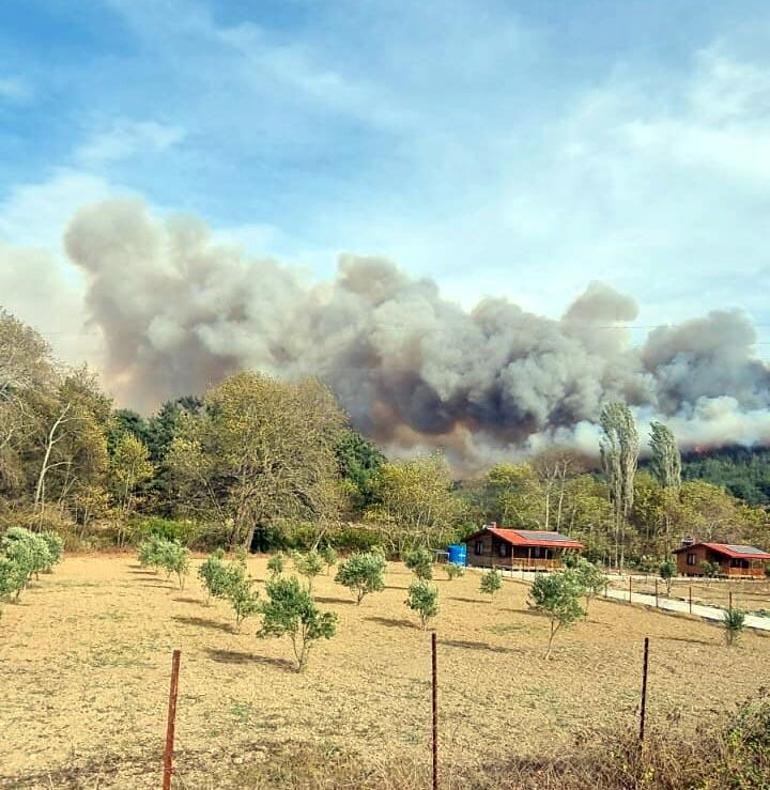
{"left": 2, "top": 555, "right": 768, "bottom": 788}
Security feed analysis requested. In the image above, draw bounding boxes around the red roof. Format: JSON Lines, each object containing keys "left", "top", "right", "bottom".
{"left": 672, "top": 542, "right": 770, "bottom": 560}
{"left": 465, "top": 527, "right": 583, "bottom": 550}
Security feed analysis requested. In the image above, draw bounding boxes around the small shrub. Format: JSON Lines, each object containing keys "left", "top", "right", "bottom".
{"left": 659, "top": 558, "right": 677, "bottom": 596}
{"left": 137, "top": 535, "right": 165, "bottom": 570}
{"left": 223, "top": 563, "right": 260, "bottom": 631}
{"left": 198, "top": 549, "right": 229, "bottom": 604}
{"left": 258, "top": 576, "right": 337, "bottom": 672}
{"left": 445, "top": 563, "right": 465, "bottom": 581}
{"left": 0, "top": 555, "right": 29, "bottom": 602}
{"left": 404, "top": 548, "right": 433, "bottom": 581}
{"left": 334, "top": 550, "right": 386, "bottom": 604}
{"left": 40, "top": 531, "right": 65, "bottom": 572}
{"left": 406, "top": 579, "right": 439, "bottom": 629}
{"left": 572, "top": 558, "right": 605, "bottom": 616}
{"left": 2, "top": 527, "right": 52, "bottom": 581}
{"left": 529, "top": 570, "right": 584, "bottom": 659}
{"left": 480, "top": 568, "right": 502, "bottom": 600}
{"left": 293, "top": 550, "right": 325, "bottom": 590}
{"left": 724, "top": 608, "right": 747, "bottom": 646}
{"left": 158, "top": 540, "right": 191, "bottom": 589}
{"left": 267, "top": 553, "right": 285, "bottom": 577}
{"left": 319, "top": 545, "right": 338, "bottom": 575}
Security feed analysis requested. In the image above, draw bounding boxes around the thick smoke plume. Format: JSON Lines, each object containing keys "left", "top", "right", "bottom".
{"left": 63, "top": 199, "right": 770, "bottom": 468}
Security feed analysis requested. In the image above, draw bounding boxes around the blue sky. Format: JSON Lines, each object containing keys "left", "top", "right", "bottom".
{"left": 3, "top": 0, "right": 770, "bottom": 358}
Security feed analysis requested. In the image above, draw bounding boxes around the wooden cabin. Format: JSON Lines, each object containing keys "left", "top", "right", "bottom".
{"left": 463, "top": 525, "right": 583, "bottom": 571}
{"left": 672, "top": 542, "right": 770, "bottom": 578}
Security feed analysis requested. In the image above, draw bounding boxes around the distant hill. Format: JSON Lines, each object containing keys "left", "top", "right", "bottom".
{"left": 680, "top": 445, "right": 770, "bottom": 507}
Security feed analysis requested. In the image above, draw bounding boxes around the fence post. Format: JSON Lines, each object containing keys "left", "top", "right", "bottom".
{"left": 604, "top": 581, "right": 608, "bottom": 599}
{"left": 431, "top": 632, "right": 438, "bottom": 790}
{"left": 689, "top": 586, "right": 692, "bottom": 614}
{"left": 729, "top": 591, "right": 733, "bottom": 614}
{"left": 639, "top": 637, "right": 650, "bottom": 742}
{"left": 163, "top": 649, "right": 181, "bottom": 790}
{"left": 629, "top": 576, "right": 632, "bottom": 603}
{"left": 654, "top": 579, "right": 658, "bottom": 608}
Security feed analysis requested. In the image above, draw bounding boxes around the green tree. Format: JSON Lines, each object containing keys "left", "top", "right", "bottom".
{"left": 110, "top": 433, "right": 154, "bottom": 544}
{"left": 529, "top": 571, "right": 584, "bottom": 659}
{"left": 365, "top": 454, "right": 464, "bottom": 556}
{"left": 599, "top": 402, "right": 639, "bottom": 570}
{"left": 480, "top": 568, "right": 502, "bottom": 600}
{"left": 572, "top": 558, "right": 605, "bottom": 616}
{"left": 223, "top": 562, "right": 260, "bottom": 631}
{"left": 659, "top": 558, "right": 677, "bottom": 596}
{"left": 702, "top": 560, "right": 721, "bottom": 582}
{"left": 293, "top": 550, "right": 325, "bottom": 591}
{"left": 334, "top": 551, "right": 386, "bottom": 604}
{"left": 335, "top": 429, "right": 386, "bottom": 513}
{"left": 404, "top": 547, "right": 433, "bottom": 580}
{"left": 168, "top": 373, "right": 346, "bottom": 548}
{"left": 649, "top": 422, "right": 682, "bottom": 553}
{"left": 445, "top": 563, "right": 465, "bottom": 581}
{"left": 406, "top": 579, "right": 439, "bottom": 629}
{"left": 258, "top": 576, "right": 337, "bottom": 672}
{"left": 319, "top": 545, "right": 338, "bottom": 575}
{"left": 198, "top": 549, "right": 229, "bottom": 605}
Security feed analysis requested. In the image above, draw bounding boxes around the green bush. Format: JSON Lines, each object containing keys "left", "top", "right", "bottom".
{"left": 136, "top": 536, "right": 190, "bottom": 588}
{"left": 197, "top": 549, "right": 229, "bottom": 605}
{"left": 40, "top": 531, "right": 65, "bottom": 571}
{"left": 326, "top": 526, "right": 382, "bottom": 553}
{"left": 130, "top": 516, "right": 202, "bottom": 547}
{"left": 572, "top": 558, "right": 606, "bottom": 616}
{"left": 293, "top": 550, "right": 325, "bottom": 590}
{"left": 334, "top": 550, "right": 386, "bottom": 604}
{"left": 659, "top": 558, "right": 677, "bottom": 596}
{"left": 319, "top": 545, "right": 338, "bottom": 574}
{"left": 406, "top": 579, "right": 439, "bottom": 629}
{"left": 267, "top": 553, "right": 285, "bottom": 577}
{"left": 724, "top": 608, "right": 747, "bottom": 646}
{"left": 258, "top": 576, "right": 337, "bottom": 672}
{"left": 445, "top": 563, "right": 465, "bottom": 580}
{"left": 480, "top": 568, "right": 502, "bottom": 599}
{"left": 404, "top": 548, "right": 433, "bottom": 580}
{"left": 222, "top": 562, "right": 260, "bottom": 631}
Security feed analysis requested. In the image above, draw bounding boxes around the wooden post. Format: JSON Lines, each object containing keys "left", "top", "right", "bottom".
{"left": 604, "top": 581, "right": 608, "bottom": 599}
{"left": 431, "top": 632, "right": 438, "bottom": 790}
{"left": 729, "top": 591, "right": 733, "bottom": 614}
{"left": 654, "top": 579, "right": 658, "bottom": 608}
{"left": 689, "top": 586, "right": 692, "bottom": 614}
{"left": 163, "top": 650, "right": 181, "bottom": 790}
{"left": 639, "top": 637, "right": 650, "bottom": 742}
{"left": 628, "top": 576, "right": 632, "bottom": 603}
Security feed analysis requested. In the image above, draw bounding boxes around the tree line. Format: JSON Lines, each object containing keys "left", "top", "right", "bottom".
{"left": 1, "top": 308, "right": 768, "bottom": 567}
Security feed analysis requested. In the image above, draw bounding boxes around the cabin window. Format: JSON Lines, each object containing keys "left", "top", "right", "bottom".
{"left": 498, "top": 543, "right": 510, "bottom": 558}
{"left": 474, "top": 541, "right": 484, "bottom": 556}
{"left": 686, "top": 553, "right": 696, "bottom": 566}
{"left": 532, "top": 546, "right": 542, "bottom": 559}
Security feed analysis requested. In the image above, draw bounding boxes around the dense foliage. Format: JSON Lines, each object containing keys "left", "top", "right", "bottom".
{"left": 2, "top": 307, "right": 770, "bottom": 568}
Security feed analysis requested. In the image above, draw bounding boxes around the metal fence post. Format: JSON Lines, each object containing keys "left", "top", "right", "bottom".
{"left": 163, "top": 650, "right": 181, "bottom": 790}
{"left": 639, "top": 637, "right": 650, "bottom": 742}
{"left": 689, "top": 586, "right": 692, "bottom": 614}
{"left": 431, "top": 632, "right": 438, "bottom": 790}
{"left": 629, "top": 576, "right": 632, "bottom": 603}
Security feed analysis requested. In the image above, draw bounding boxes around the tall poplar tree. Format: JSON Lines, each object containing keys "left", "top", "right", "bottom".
{"left": 599, "top": 402, "right": 639, "bottom": 570}
{"left": 649, "top": 421, "right": 681, "bottom": 553}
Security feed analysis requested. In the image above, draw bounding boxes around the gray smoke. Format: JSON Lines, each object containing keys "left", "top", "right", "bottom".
{"left": 63, "top": 199, "right": 770, "bottom": 467}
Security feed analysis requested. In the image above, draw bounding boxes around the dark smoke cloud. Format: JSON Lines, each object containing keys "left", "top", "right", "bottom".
{"left": 63, "top": 199, "right": 770, "bottom": 467}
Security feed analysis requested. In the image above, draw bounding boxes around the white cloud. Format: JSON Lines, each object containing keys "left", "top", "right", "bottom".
{"left": 75, "top": 119, "right": 186, "bottom": 166}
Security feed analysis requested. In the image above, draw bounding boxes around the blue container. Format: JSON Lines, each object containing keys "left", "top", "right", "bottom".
{"left": 447, "top": 544, "right": 467, "bottom": 566}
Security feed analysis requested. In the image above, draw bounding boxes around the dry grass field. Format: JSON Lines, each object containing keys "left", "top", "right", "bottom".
{"left": 2, "top": 555, "right": 769, "bottom": 788}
